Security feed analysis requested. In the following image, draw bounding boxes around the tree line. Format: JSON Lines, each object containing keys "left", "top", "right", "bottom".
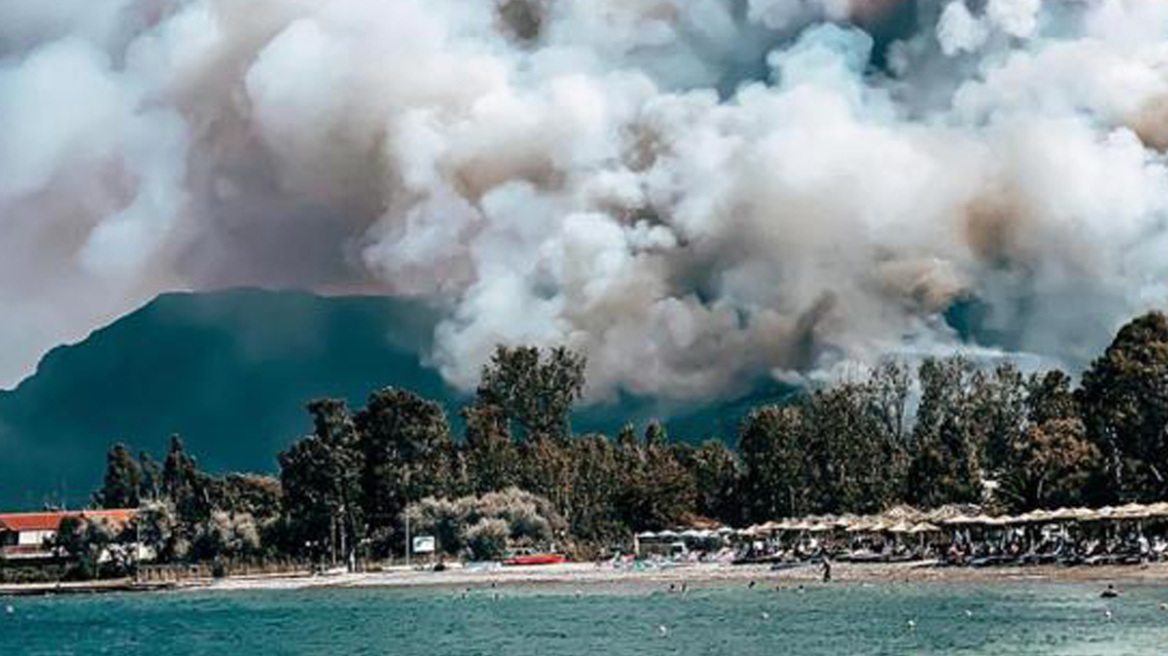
{"left": 74, "top": 312, "right": 1168, "bottom": 571}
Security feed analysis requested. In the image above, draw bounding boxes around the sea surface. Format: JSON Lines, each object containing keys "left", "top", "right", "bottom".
{"left": 4, "top": 580, "right": 1168, "bottom": 655}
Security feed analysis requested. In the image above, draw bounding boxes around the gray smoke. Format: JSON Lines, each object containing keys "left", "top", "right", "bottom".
{"left": 2, "top": 0, "right": 1167, "bottom": 404}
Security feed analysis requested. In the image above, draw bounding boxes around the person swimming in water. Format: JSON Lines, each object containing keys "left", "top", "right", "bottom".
{"left": 1101, "top": 584, "right": 1120, "bottom": 598}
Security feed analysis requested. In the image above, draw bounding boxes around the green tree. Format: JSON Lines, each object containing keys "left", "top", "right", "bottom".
{"left": 354, "top": 388, "right": 453, "bottom": 550}
{"left": 278, "top": 400, "right": 363, "bottom": 561}
{"left": 94, "top": 443, "right": 142, "bottom": 509}
{"left": 136, "top": 499, "right": 184, "bottom": 562}
{"left": 138, "top": 452, "right": 162, "bottom": 502}
{"left": 162, "top": 435, "right": 211, "bottom": 523}
{"left": 802, "top": 383, "right": 901, "bottom": 514}
{"left": 515, "top": 435, "right": 576, "bottom": 520}
{"left": 476, "top": 345, "right": 586, "bottom": 441}
{"left": 907, "top": 414, "right": 981, "bottom": 508}
{"left": 971, "top": 363, "right": 1029, "bottom": 475}
{"left": 562, "top": 435, "right": 622, "bottom": 543}
{"left": 210, "top": 474, "right": 283, "bottom": 520}
{"left": 612, "top": 423, "right": 695, "bottom": 531}
{"left": 685, "top": 440, "right": 742, "bottom": 524}
{"left": 192, "top": 511, "right": 262, "bottom": 562}
{"left": 1079, "top": 311, "right": 1168, "bottom": 502}
{"left": 738, "top": 405, "right": 808, "bottom": 521}
{"left": 998, "top": 418, "right": 1101, "bottom": 512}
{"left": 869, "top": 360, "right": 911, "bottom": 450}
{"left": 54, "top": 516, "right": 131, "bottom": 579}
{"left": 461, "top": 403, "right": 519, "bottom": 495}
{"left": 906, "top": 358, "right": 981, "bottom": 508}
{"left": 1026, "top": 370, "right": 1079, "bottom": 425}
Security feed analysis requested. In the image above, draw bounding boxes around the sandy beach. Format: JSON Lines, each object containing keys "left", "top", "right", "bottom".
{"left": 199, "top": 560, "right": 1168, "bottom": 593}
{"left": 6, "top": 560, "right": 1167, "bottom": 597}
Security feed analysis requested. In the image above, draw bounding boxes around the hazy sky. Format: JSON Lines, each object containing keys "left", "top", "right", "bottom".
{"left": 2, "top": 0, "right": 1168, "bottom": 402}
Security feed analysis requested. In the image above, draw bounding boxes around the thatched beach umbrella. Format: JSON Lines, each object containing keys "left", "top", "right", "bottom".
{"left": 1072, "top": 508, "right": 1102, "bottom": 522}
{"left": 1019, "top": 509, "right": 1054, "bottom": 523}
{"left": 947, "top": 514, "right": 998, "bottom": 526}
{"left": 834, "top": 514, "right": 857, "bottom": 529}
{"left": 1115, "top": 503, "right": 1153, "bottom": 520}
{"left": 908, "top": 522, "right": 941, "bottom": 534}
{"left": 928, "top": 504, "right": 981, "bottom": 523}
{"left": 1046, "top": 507, "right": 1079, "bottom": 522}
{"left": 757, "top": 521, "right": 782, "bottom": 534}
{"left": 882, "top": 505, "right": 924, "bottom": 523}
{"left": 845, "top": 518, "right": 875, "bottom": 533}
{"left": 886, "top": 521, "right": 914, "bottom": 534}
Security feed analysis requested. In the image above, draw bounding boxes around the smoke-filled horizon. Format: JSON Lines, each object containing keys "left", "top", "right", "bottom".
{"left": 2, "top": 0, "right": 1167, "bottom": 403}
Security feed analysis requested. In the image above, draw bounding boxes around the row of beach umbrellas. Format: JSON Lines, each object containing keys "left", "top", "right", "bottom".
{"left": 744, "top": 502, "right": 1168, "bottom": 536}
{"left": 636, "top": 527, "right": 737, "bottom": 540}
{"left": 636, "top": 502, "right": 1168, "bottom": 540}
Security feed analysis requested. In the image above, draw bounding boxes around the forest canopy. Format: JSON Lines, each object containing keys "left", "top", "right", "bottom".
{"left": 76, "top": 313, "right": 1168, "bottom": 570}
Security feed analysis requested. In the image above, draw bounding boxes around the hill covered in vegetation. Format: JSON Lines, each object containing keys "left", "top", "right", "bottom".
{"left": 0, "top": 289, "right": 785, "bottom": 508}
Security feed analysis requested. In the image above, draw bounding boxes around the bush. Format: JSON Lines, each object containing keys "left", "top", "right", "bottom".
{"left": 193, "top": 511, "right": 261, "bottom": 561}
{"left": 406, "top": 487, "right": 566, "bottom": 559}
{"left": 465, "top": 519, "right": 509, "bottom": 560}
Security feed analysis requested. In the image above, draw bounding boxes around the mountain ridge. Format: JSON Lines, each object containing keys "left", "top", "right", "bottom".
{"left": 0, "top": 288, "right": 791, "bottom": 508}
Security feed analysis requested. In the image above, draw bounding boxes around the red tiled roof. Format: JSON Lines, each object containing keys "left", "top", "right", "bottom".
{"left": 0, "top": 509, "right": 137, "bottom": 533}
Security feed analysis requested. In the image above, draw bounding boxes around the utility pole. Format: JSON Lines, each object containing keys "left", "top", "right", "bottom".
{"left": 404, "top": 468, "right": 411, "bottom": 569}
{"left": 339, "top": 504, "right": 348, "bottom": 572}
{"left": 330, "top": 512, "right": 337, "bottom": 568}
{"left": 134, "top": 511, "right": 142, "bottom": 583}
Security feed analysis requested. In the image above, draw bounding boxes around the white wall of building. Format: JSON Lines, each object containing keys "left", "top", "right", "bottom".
{"left": 17, "top": 530, "right": 55, "bottom": 546}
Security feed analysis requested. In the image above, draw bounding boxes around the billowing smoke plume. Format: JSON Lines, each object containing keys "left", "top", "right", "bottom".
{"left": 2, "top": 0, "right": 1168, "bottom": 404}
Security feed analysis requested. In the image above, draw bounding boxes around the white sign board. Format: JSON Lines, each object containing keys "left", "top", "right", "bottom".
{"left": 412, "top": 536, "right": 436, "bottom": 554}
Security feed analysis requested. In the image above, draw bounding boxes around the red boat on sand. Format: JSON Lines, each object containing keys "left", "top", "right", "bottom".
{"left": 502, "top": 549, "right": 569, "bottom": 566}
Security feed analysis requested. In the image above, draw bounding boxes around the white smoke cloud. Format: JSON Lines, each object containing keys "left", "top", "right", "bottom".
{"left": 937, "top": 1, "right": 987, "bottom": 56}
{"left": 2, "top": 0, "right": 1168, "bottom": 406}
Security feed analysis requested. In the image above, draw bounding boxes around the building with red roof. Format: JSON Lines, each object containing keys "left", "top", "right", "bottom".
{"left": 0, "top": 509, "right": 137, "bottom": 561}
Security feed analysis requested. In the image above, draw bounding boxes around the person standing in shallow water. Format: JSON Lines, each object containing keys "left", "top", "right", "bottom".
{"left": 822, "top": 556, "right": 832, "bottom": 583}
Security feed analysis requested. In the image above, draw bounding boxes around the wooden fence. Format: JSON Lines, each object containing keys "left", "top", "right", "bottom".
{"left": 136, "top": 558, "right": 312, "bottom": 582}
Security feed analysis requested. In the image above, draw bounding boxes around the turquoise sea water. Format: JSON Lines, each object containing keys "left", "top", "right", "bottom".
{"left": 4, "top": 581, "right": 1168, "bottom": 655}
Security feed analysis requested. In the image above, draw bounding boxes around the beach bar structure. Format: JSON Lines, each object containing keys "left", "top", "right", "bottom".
{"left": 635, "top": 526, "right": 734, "bottom": 558}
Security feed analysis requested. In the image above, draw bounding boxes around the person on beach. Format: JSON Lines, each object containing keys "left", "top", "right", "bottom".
{"left": 821, "top": 557, "right": 832, "bottom": 583}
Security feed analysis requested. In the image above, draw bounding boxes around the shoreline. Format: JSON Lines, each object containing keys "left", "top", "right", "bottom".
{"left": 7, "top": 560, "right": 1166, "bottom": 597}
